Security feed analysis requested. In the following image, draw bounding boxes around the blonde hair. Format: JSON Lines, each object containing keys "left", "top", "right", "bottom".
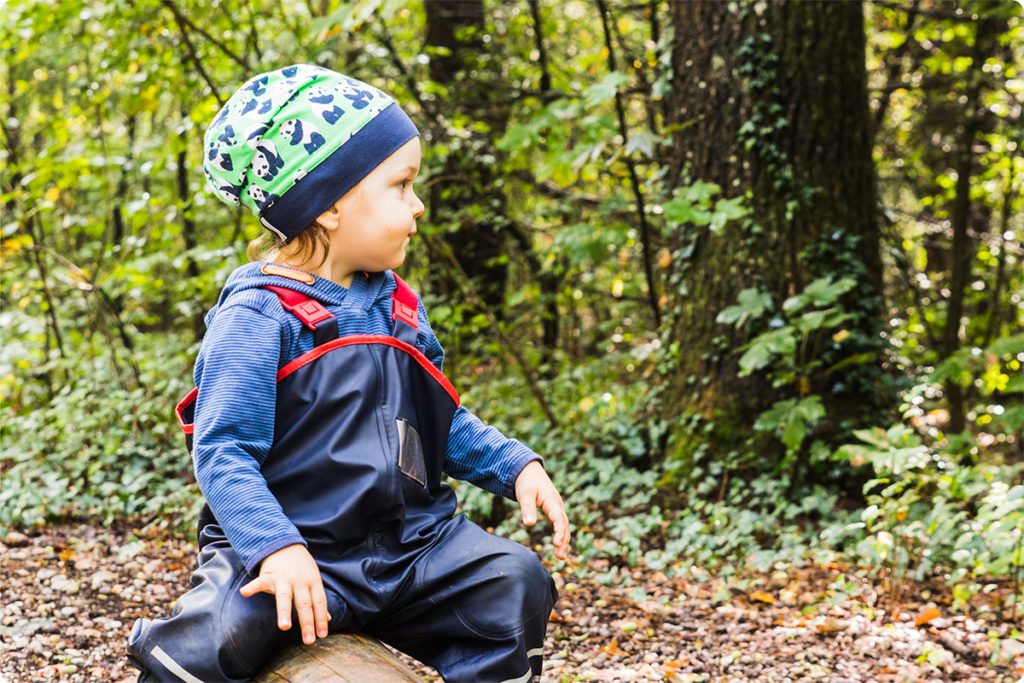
{"left": 247, "top": 220, "right": 331, "bottom": 266}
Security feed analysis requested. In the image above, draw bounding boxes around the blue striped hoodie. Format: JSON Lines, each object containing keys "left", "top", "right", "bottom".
{"left": 192, "top": 262, "right": 541, "bottom": 573}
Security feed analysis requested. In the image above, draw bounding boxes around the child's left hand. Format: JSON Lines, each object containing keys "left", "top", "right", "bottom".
{"left": 514, "top": 460, "right": 571, "bottom": 559}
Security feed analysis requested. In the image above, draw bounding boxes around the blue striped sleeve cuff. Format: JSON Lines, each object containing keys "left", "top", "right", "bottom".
{"left": 445, "top": 406, "right": 544, "bottom": 500}
{"left": 244, "top": 533, "right": 309, "bottom": 574}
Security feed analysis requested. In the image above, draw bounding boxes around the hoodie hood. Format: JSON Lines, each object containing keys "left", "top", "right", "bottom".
{"left": 204, "top": 262, "right": 391, "bottom": 328}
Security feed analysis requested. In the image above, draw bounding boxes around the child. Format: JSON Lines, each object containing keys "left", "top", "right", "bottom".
{"left": 127, "top": 64, "right": 570, "bottom": 683}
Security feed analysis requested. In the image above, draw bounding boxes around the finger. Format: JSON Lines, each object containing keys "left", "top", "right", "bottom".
{"left": 519, "top": 493, "right": 538, "bottom": 526}
{"left": 312, "top": 581, "right": 330, "bottom": 639}
{"left": 555, "top": 517, "right": 571, "bottom": 559}
{"left": 293, "top": 587, "right": 316, "bottom": 644}
{"left": 274, "top": 583, "right": 293, "bottom": 631}
{"left": 540, "top": 491, "right": 570, "bottom": 558}
{"left": 552, "top": 509, "right": 569, "bottom": 557}
{"left": 239, "top": 576, "right": 273, "bottom": 598}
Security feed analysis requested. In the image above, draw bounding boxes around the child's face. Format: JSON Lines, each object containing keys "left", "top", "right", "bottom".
{"left": 329, "top": 137, "right": 424, "bottom": 278}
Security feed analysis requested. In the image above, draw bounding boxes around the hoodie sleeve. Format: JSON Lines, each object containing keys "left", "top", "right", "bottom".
{"left": 414, "top": 298, "right": 543, "bottom": 500}
{"left": 192, "top": 303, "right": 306, "bottom": 573}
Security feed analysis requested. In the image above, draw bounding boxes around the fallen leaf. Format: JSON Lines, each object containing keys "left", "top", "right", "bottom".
{"left": 662, "top": 658, "right": 686, "bottom": 674}
{"left": 816, "top": 617, "right": 848, "bottom": 634}
{"left": 915, "top": 607, "right": 941, "bottom": 626}
{"left": 749, "top": 590, "right": 776, "bottom": 604}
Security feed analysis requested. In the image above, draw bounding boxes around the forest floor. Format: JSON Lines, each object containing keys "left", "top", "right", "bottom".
{"left": 1, "top": 522, "right": 1022, "bottom": 683}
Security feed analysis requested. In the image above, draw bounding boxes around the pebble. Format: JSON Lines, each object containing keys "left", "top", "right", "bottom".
{"left": 4, "top": 524, "right": 1021, "bottom": 683}
{"left": 6, "top": 617, "right": 55, "bottom": 637}
{"left": 50, "top": 575, "right": 80, "bottom": 594}
{"left": 2, "top": 531, "right": 31, "bottom": 547}
{"left": 91, "top": 569, "right": 117, "bottom": 590}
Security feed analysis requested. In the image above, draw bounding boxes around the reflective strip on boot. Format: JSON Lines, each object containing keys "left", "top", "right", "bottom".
{"left": 497, "top": 650, "right": 544, "bottom": 683}
{"left": 150, "top": 646, "right": 204, "bottom": 683}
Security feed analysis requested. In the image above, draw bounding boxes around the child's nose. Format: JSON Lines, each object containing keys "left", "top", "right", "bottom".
{"left": 412, "top": 193, "right": 425, "bottom": 219}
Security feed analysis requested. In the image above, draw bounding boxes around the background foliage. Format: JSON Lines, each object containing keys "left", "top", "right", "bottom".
{"left": 2, "top": 0, "right": 1022, "bottom": 617}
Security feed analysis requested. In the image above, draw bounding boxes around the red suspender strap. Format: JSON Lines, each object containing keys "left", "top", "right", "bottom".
{"left": 264, "top": 285, "right": 333, "bottom": 331}
{"left": 391, "top": 274, "right": 419, "bottom": 330}
{"left": 176, "top": 387, "right": 197, "bottom": 434}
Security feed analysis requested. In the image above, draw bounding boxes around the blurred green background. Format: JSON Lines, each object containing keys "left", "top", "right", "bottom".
{"left": 2, "top": 0, "right": 1022, "bottom": 615}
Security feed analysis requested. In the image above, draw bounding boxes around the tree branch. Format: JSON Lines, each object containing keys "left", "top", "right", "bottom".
{"left": 527, "top": 0, "right": 552, "bottom": 94}
{"left": 869, "top": 0, "right": 977, "bottom": 21}
{"left": 419, "top": 231, "right": 561, "bottom": 431}
{"left": 509, "top": 170, "right": 602, "bottom": 206}
{"left": 164, "top": 5, "right": 225, "bottom": 106}
{"left": 375, "top": 17, "right": 444, "bottom": 128}
{"left": 158, "top": 0, "right": 250, "bottom": 71}
{"left": 871, "top": 0, "right": 919, "bottom": 140}
{"left": 596, "top": 0, "right": 662, "bottom": 327}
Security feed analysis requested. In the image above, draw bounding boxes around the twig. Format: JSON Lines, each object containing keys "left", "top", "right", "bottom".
{"left": 32, "top": 244, "right": 144, "bottom": 387}
{"left": 245, "top": 2, "right": 264, "bottom": 63}
{"left": 930, "top": 631, "right": 978, "bottom": 660}
{"left": 165, "top": 6, "right": 224, "bottom": 106}
{"left": 24, "top": 217, "right": 67, "bottom": 363}
{"left": 596, "top": 0, "right": 662, "bottom": 327}
{"left": 509, "top": 170, "right": 601, "bottom": 206}
{"left": 982, "top": 142, "right": 1019, "bottom": 348}
{"left": 871, "top": 0, "right": 919, "bottom": 140}
{"left": 420, "top": 231, "right": 560, "bottom": 431}
{"left": 375, "top": 17, "right": 444, "bottom": 129}
{"left": 527, "top": 0, "right": 552, "bottom": 94}
{"left": 158, "top": 0, "right": 250, "bottom": 71}
{"left": 869, "top": 0, "right": 976, "bottom": 21}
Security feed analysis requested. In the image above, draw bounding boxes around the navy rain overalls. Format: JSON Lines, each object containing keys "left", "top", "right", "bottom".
{"left": 127, "top": 276, "right": 557, "bottom": 683}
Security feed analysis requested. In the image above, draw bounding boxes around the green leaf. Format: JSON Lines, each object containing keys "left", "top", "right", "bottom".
{"left": 987, "top": 332, "right": 1024, "bottom": 357}
{"left": 496, "top": 122, "right": 540, "bottom": 152}
{"left": 716, "top": 288, "right": 773, "bottom": 327}
{"left": 674, "top": 180, "right": 721, "bottom": 204}
{"left": 624, "top": 130, "right": 660, "bottom": 158}
{"left": 755, "top": 396, "right": 825, "bottom": 451}
{"left": 782, "top": 277, "right": 857, "bottom": 313}
{"left": 792, "top": 308, "right": 855, "bottom": 334}
{"left": 582, "top": 72, "right": 630, "bottom": 107}
{"left": 739, "top": 328, "right": 795, "bottom": 374}
{"left": 708, "top": 195, "right": 748, "bottom": 233}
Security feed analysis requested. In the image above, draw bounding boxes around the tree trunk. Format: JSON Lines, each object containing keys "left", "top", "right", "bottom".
{"left": 940, "top": 15, "right": 1000, "bottom": 438}
{"left": 422, "top": 0, "right": 508, "bottom": 313}
{"left": 253, "top": 633, "right": 421, "bottom": 682}
{"left": 660, "top": 1, "right": 885, "bottom": 472}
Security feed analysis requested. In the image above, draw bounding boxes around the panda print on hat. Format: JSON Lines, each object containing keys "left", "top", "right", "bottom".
{"left": 202, "top": 64, "right": 419, "bottom": 243}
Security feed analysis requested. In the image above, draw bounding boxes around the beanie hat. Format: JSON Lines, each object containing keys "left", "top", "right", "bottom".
{"left": 203, "top": 64, "right": 419, "bottom": 242}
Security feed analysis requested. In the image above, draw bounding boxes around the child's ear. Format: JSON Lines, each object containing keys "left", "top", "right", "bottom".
{"left": 315, "top": 198, "right": 345, "bottom": 231}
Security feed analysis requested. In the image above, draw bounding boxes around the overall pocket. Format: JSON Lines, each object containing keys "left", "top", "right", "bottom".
{"left": 395, "top": 418, "right": 427, "bottom": 486}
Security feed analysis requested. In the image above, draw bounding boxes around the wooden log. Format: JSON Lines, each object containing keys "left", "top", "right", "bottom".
{"left": 253, "top": 633, "right": 422, "bottom": 682}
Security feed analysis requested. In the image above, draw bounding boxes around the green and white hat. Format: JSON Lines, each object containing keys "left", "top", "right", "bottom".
{"left": 203, "top": 64, "right": 419, "bottom": 242}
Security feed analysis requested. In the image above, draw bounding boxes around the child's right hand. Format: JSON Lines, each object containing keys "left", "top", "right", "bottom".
{"left": 239, "top": 544, "right": 330, "bottom": 645}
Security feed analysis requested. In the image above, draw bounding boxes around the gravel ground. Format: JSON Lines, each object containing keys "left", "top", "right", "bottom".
{"left": 1, "top": 522, "right": 1022, "bottom": 682}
